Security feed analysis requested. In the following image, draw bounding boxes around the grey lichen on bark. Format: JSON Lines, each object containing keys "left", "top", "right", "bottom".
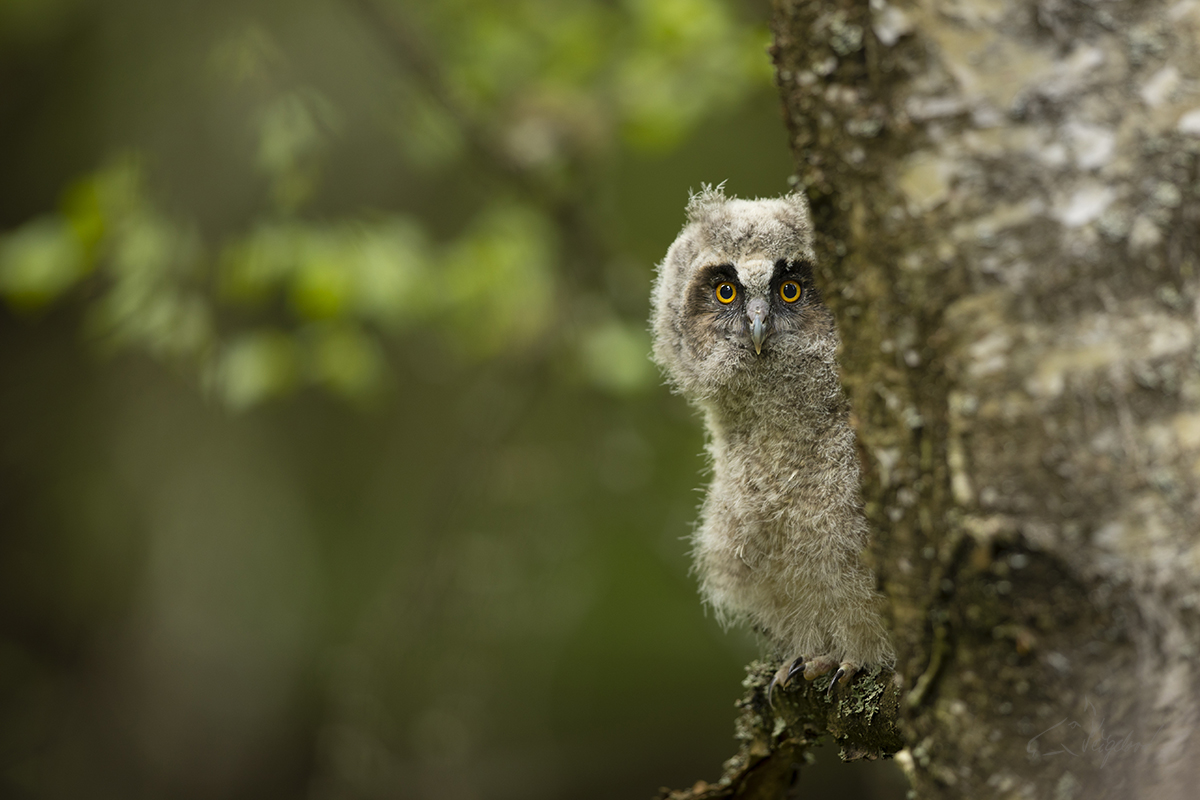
{"left": 658, "top": 661, "right": 903, "bottom": 800}
{"left": 666, "top": 0, "right": 1200, "bottom": 797}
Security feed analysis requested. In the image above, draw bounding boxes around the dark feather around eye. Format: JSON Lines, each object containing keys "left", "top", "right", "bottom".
{"left": 683, "top": 263, "right": 741, "bottom": 318}
{"left": 772, "top": 258, "right": 814, "bottom": 282}
{"left": 699, "top": 263, "right": 739, "bottom": 286}
{"left": 772, "top": 259, "right": 817, "bottom": 303}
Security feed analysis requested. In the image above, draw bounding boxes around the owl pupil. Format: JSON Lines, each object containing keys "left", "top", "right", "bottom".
{"left": 717, "top": 283, "right": 735, "bottom": 302}
{"left": 781, "top": 282, "right": 799, "bottom": 301}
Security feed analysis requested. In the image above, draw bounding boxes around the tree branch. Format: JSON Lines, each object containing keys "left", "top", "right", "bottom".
{"left": 659, "top": 661, "right": 903, "bottom": 800}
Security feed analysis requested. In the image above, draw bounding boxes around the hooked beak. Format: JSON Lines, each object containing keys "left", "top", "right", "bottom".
{"left": 746, "top": 297, "right": 769, "bottom": 355}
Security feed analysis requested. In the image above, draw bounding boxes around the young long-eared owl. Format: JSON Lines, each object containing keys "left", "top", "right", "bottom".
{"left": 650, "top": 186, "right": 894, "bottom": 691}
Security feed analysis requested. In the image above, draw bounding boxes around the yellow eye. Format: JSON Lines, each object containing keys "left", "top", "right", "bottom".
{"left": 715, "top": 282, "right": 737, "bottom": 304}
{"left": 779, "top": 280, "right": 802, "bottom": 303}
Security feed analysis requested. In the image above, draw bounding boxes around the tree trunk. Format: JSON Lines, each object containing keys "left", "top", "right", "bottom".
{"left": 666, "top": 1, "right": 1200, "bottom": 797}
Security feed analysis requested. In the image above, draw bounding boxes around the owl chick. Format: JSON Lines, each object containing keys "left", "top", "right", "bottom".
{"left": 650, "top": 186, "right": 894, "bottom": 694}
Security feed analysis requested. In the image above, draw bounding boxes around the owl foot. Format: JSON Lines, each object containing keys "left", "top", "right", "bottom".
{"left": 822, "top": 661, "right": 859, "bottom": 696}
{"left": 768, "top": 654, "right": 860, "bottom": 704}
{"left": 768, "top": 653, "right": 864, "bottom": 704}
{"left": 799, "top": 655, "right": 837, "bottom": 681}
{"left": 767, "top": 656, "right": 807, "bottom": 706}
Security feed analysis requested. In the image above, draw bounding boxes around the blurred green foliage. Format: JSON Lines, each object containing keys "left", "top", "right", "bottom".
{"left": 1, "top": 0, "right": 773, "bottom": 409}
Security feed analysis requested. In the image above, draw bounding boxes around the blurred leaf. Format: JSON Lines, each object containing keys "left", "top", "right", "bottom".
{"left": 304, "top": 322, "right": 386, "bottom": 401}
{"left": 580, "top": 317, "right": 655, "bottom": 395}
{"left": 291, "top": 231, "right": 354, "bottom": 320}
{"left": 257, "top": 90, "right": 340, "bottom": 211}
{"left": 61, "top": 177, "right": 106, "bottom": 256}
{"left": 86, "top": 157, "right": 146, "bottom": 225}
{"left": 88, "top": 289, "right": 213, "bottom": 360}
{"left": 348, "top": 219, "right": 433, "bottom": 326}
{"left": 0, "top": 218, "right": 89, "bottom": 310}
{"left": 257, "top": 92, "right": 331, "bottom": 175}
{"left": 214, "top": 329, "right": 301, "bottom": 410}
{"left": 111, "top": 212, "right": 178, "bottom": 278}
{"left": 441, "top": 202, "right": 555, "bottom": 357}
{"left": 220, "top": 222, "right": 306, "bottom": 304}
{"left": 90, "top": 206, "right": 211, "bottom": 358}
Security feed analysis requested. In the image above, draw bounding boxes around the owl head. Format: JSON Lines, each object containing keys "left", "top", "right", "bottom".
{"left": 650, "top": 185, "right": 838, "bottom": 401}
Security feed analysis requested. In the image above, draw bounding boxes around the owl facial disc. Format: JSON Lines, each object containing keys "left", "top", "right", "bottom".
{"left": 747, "top": 296, "right": 769, "bottom": 355}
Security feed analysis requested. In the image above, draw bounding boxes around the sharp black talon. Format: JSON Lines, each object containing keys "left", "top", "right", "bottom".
{"left": 826, "top": 667, "right": 846, "bottom": 697}
{"left": 787, "top": 657, "right": 805, "bottom": 681}
{"left": 767, "top": 674, "right": 779, "bottom": 708}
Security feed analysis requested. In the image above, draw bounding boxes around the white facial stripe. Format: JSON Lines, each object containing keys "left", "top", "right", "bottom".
{"left": 735, "top": 258, "right": 775, "bottom": 295}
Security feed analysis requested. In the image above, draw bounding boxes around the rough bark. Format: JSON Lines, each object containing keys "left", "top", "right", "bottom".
{"left": 668, "top": 1, "right": 1200, "bottom": 798}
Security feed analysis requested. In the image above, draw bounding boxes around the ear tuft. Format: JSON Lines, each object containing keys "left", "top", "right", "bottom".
{"left": 781, "top": 192, "right": 811, "bottom": 222}
{"left": 685, "top": 182, "right": 729, "bottom": 225}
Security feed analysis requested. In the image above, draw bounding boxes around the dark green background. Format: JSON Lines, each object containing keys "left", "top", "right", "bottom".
{"left": 0, "top": 1, "right": 906, "bottom": 797}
